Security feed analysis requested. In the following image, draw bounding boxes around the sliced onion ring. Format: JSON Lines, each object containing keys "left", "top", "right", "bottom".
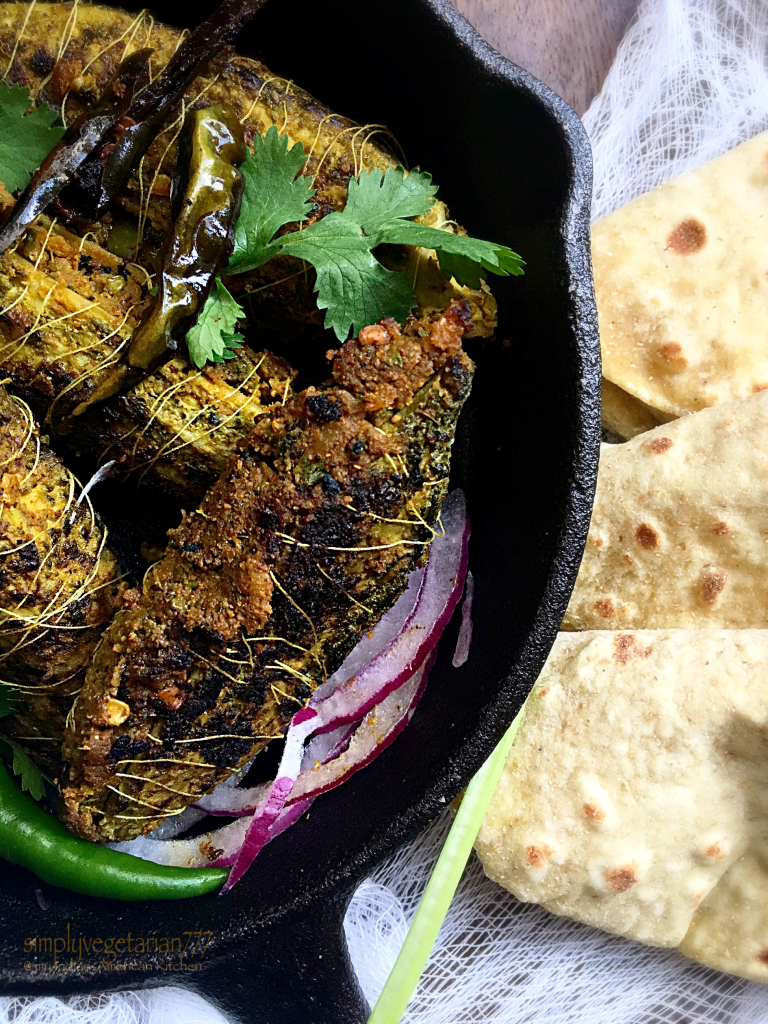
{"left": 192, "top": 723, "right": 357, "bottom": 818}
{"left": 309, "top": 565, "right": 424, "bottom": 706}
{"left": 221, "top": 706, "right": 318, "bottom": 891}
{"left": 452, "top": 570, "right": 474, "bottom": 668}
{"left": 109, "top": 814, "right": 250, "bottom": 868}
{"left": 287, "top": 653, "right": 433, "bottom": 806}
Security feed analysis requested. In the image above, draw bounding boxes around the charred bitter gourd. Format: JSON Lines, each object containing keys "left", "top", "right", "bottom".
{"left": 62, "top": 303, "right": 475, "bottom": 843}
{"left": 0, "top": 384, "right": 124, "bottom": 771}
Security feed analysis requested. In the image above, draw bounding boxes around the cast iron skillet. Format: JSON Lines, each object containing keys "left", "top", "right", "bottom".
{"left": 0, "top": 1, "right": 600, "bottom": 1020}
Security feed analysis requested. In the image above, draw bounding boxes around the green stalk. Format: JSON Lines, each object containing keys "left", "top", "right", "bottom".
{"left": 368, "top": 704, "right": 527, "bottom": 1024}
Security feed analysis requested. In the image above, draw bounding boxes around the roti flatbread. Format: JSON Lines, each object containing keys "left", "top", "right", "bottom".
{"left": 601, "top": 378, "right": 670, "bottom": 440}
{"left": 564, "top": 390, "right": 768, "bottom": 630}
{"left": 680, "top": 845, "right": 768, "bottom": 982}
{"left": 594, "top": 130, "right": 768, "bottom": 418}
{"left": 475, "top": 630, "right": 768, "bottom": 980}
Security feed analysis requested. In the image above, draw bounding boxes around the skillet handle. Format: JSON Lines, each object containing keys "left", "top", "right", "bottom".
{"left": 195, "top": 890, "right": 369, "bottom": 1024}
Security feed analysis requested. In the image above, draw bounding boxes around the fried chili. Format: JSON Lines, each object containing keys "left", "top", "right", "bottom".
{"left": 0, "top": 0, "right": 270, "bottom": 251}
{"left": 71, "top": 103, "right": 246, "bottom": 413}
{"left": 0, "top": 763, "right": 227, "bottom": 900}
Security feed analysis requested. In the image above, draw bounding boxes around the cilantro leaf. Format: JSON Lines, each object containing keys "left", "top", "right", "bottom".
{"left": 344, "top": 166, "right": 437, "bottom": 235}
{"left": 276, "top": 168, "right": 523, "bottom": 338}
{"left": 0, "top": 82, "right": 64, "bottom": 193}
{"left": 0, "top": 737, "right": 46, "bottom": 801}
{"left": 366, "top": 220, "right": 525, "bottom": 289}
{"left": 280, "top": 214, "right": 416, "bottom": 339}
{"left": 188, "top": 138, "right": 524, "bottom": 356}
{"left": 0, "top": 682, "right": 19, "bottom": 719}
{"left": 186, "top": 280, "right": 245, "bottom": 368}
{"left": 228, "top": 125, "right": 315, "bottom": 275}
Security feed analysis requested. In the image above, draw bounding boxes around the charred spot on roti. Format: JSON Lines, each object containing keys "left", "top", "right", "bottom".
{"left": 752, "top": 383, "right": 768, "bottom": 393}
{"left": 700, "top": 566, "right": 728, "bottom": 606}
{"left": 607, "top": 865, "right": 638, "bottom": 893}
{"left": 622, "top": 553, "right": 634, "bottom": 565}
{"left": 583, "top": 802, "right": 606, "bottom": 821}
{"left": 705, "top": 841, "right": 728, "bottom": 862}
{"left": 614, "top": 634, "right": 652, "bottom": 665}
{"left": 712, "top": 520, "right": 734, "bottom": 536}
{"left": 649, "top": 436, "right": 673, "bottom": 454}
{"left": 594, "top": 598, "right": 615, "bottom": 619}
{"left": 755, "top": 950, "right": 768, "bottom": 967}
{"left": 656, "top": 341, "right": 688, "bottom": 373}
{"left": 526, "top": 844, "right": 552, "bottom": 869}
{"left": 635, "top": 523, "right": 659, "bottom": 549}
{"left": 666, "top": 218, "right": 707, "bottom": 255}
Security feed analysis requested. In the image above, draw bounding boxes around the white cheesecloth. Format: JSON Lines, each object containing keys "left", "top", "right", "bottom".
{"left": 4, "top": 0, "right": 768, "bottom": 1020}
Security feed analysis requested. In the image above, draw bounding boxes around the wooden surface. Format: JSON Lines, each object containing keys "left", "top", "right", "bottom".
{"left": 451, "top": 0, "right": 641, "bottom": 115}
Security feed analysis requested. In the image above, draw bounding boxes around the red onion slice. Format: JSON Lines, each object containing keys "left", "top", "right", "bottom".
{"left": 193, "top": 758, "right": 266, "bottom": 816}
{"left": 308, "top": 489, "right": 468, "bottom": 736}
{"left": 221, "top": 706, "right": 318, "bottom": 891}
{"left": 192, "top": 724, "right": 356, "bottom": 819}
{"left": 309, "top": 566, "right": 425, "bottom": 706}
{"left": 107, "top": 798, "right": 310, "bottom": 870}
{"left": 109, "top": 814, "right": 250, "bottom": 868}
{"left": 145, "top": 805, "right": 209, "bottom": 840}
{"left": 452, "top": 570, "right": 474, "bottom": 668}
{"left": 302, "top": 722, "right": 356, "bottom": 770}
{"left": 193, "top": 781, "right": 269, "bottom": 817}
{"left": 287, "top": 655, "right": 432, "bottom": 806}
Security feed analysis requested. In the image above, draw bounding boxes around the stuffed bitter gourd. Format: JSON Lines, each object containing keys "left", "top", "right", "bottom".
{"left": 0, "top": 208, "right": 295, "bottom": 499}
{"left": 62, "top": 303, "right": 475, "bottom": 843}
{"left": 0, "top": 384, "right": 124, "bottom": 771}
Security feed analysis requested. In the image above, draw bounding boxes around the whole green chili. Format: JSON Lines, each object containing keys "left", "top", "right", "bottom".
{"left": 0, "top": 762, "right": 227, "bottom": 900}
{"left": 71, "top": 103, "right": 246, "bottom": 415}
{"left": 128, "top": 103, "right": 247, "bottom": 374}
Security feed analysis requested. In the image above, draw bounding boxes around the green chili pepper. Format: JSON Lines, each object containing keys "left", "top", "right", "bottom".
{"left": 70, "top": 104, "right": 246, "bottom": 417}
{"left": 128, "top": 103, "right": 247, "bottom": 373}
{"left": 0, "top": 762, "right": 227, "bottom": 900}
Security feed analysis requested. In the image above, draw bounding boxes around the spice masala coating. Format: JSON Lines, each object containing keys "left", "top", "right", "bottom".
{"left": 0, "top": 385, "right": 124, "bottom": 771}
{"left": 62, "top": 303, "right": 474, "bottom": 843}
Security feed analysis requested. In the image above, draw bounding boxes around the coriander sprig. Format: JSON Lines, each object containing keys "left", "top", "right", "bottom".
{"left": 185, "top": 279, "right": 245, "bottom": 368}
{"left": 187, "top": 126, "right": 524, "bottom": 363}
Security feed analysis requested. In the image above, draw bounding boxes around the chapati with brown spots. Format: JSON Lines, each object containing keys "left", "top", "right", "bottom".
{"left": 593, "top": 130, "right": 768, "bottom": 419}
{"left": 564, "top": 391, "right": 768, "bottom": 630}
{"left": 475, "top": 629, "right": 768, "bottom": 973}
